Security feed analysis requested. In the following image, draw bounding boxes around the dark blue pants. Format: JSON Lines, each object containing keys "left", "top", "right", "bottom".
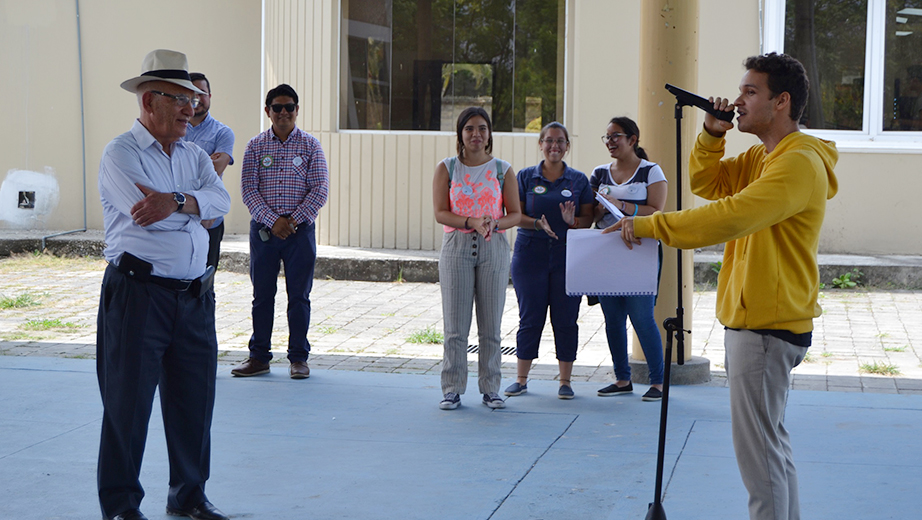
{"left": 510, "top": 235, "right": 580, "bottom": 361}
{"left": 96, "top": 265, "right": 217, "bottom": 518}
{"left": 248, "top": 219, "right": 316, "bottom": 363}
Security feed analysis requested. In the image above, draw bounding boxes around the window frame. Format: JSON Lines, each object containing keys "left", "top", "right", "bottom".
{"left": 336, "top": 0, "right": 570, "bottom": 136}
{"left": 764, "top": 0, "right": 922, "bottom": 152}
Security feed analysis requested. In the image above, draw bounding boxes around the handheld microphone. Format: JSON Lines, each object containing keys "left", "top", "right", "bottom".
{"left": 665, "top": 83, "right": 735, "bottom": 122}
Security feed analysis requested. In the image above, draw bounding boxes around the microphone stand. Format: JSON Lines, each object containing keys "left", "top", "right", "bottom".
{"left": 645, "top": 92, "right": 692, "bottom": 520}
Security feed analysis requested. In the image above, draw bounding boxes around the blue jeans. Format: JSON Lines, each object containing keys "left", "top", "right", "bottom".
{"left": 247, "top": 219, "right": 316, "bottom": 363}
{"left": 599, "top": 295, "right": 664, "bottom": 384}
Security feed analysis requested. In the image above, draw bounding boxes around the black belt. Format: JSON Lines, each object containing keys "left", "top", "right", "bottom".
{"left": 148, "top": 274, "right": 194, "bottom": 292}
{"left": 113, "top": 252, "right": 214, "bottom": 296}
{"left": 725, "top": 327, "right": 812, "bottom": 347}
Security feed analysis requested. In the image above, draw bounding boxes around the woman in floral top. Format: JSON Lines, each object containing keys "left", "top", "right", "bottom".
{"left": 432, "top": 107, "right": 521, "bottom": 410}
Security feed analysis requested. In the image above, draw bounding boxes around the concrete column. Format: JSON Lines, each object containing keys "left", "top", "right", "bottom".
{"left": 632, "top": 2, "right": 698, "bottom": 369}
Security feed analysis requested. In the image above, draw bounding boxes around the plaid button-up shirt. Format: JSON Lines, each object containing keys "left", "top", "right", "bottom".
{"left": 240, "top": 126, "right": 329, "bottom": 228}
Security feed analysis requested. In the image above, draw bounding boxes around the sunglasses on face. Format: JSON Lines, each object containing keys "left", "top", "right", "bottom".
{"left": 270, "top": 103, "right": 297, "bottom": 113}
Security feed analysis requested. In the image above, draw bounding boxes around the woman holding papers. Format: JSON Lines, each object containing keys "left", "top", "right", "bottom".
{"left": 432, "top": 107, "right": 522, "bottom": 411}
{"left": 504, "top": 122, "right": 594, "bottom": 400}
{"left": 590, "top": 116, "right": 667, "bottom": 401}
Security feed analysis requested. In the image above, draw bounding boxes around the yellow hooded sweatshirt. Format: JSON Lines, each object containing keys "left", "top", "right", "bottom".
{"left": 633, "top": 130, "right": 838, "bottom": 334}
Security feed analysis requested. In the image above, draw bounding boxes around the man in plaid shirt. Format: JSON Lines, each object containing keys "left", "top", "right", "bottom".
{"left": 232, "top": 84, "right": 329, "bottom": 379}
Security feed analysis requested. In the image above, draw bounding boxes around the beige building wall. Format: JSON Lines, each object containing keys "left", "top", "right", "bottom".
{"left": 0, "top": 0, "right": 261, "bottom": 235}
{"left": 3, "top": 1, "right": 920, "bottom": 255}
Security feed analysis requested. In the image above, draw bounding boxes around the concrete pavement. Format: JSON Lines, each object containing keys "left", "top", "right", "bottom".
{"left": 1, "top": 242, "right": 921, "bottom": 519}
{"left": 1, "top": 355, "right": 920, "bottom": 519}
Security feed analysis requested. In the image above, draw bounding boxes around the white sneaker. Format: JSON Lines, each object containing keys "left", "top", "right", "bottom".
{"left": 439, "top": 392, "right": 461, "bottom": 410}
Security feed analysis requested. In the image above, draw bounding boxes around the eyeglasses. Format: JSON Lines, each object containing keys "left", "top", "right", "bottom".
{"left": 150, "top": 90, "right": 200, "bottom": 109}
{"left": 601, "top": 133, "right": 627, "bottom": 143}
{"left": 270, "top": 103, "right": 297, "bottom": 113}
{"left": 541, "top": 138, "right": 568, "bottom": 146}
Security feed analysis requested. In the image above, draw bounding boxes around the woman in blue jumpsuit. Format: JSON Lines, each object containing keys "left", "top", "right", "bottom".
{"left": 504, "top": 122, "right": 594, "bottom": 399}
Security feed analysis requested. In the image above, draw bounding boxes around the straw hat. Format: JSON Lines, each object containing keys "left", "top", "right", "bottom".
{"left": 120, "top": 49, "right": 206, "bottom": 94}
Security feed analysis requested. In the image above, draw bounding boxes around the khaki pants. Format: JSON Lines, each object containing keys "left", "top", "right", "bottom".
{"left": 725, "top": 329, "right": 806, "bottom": 520}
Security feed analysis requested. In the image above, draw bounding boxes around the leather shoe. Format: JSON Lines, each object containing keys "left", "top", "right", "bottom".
{"left": 108, "top": 509, "right": 147, "bottom": 520}
{"left": 231, "top": 357, "right": 270, "bottom": 377}
{"left": 166, "top": 500, "right": 229, "bottom": 520}
{"left": 290, "top": 360, "right": 310, "bottom": 379}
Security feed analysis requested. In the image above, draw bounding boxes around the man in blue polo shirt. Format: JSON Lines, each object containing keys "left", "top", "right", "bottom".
{"left": 185, "top": 72, "right": 235, "bottom": 269}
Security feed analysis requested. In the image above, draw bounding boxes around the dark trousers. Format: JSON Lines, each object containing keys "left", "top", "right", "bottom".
{"left": 510, "top": 235, "right": 580, "bottom": 362}
{"left": 96, "top": 265, "right": 218, "bottom": 518}
{"left": 247, "top": 219, "right": 317, "bottom": 363}
{"left": 206, "top": 221, "right": 224, "bottom": 269}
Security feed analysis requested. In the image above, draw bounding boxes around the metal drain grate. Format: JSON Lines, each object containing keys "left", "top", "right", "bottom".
{"left": 467, "top": 345, "right": 516, "bottom": 356}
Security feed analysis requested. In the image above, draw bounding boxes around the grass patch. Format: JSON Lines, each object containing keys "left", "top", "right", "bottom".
{"left": 406, "top": 327, "right": 443, "bottom": 344}
{"left": 821, "top": 351, "right": 833, "bottom": 358}
{"left": 1, "top": 331, "right": 32, "bottom": 341}
{"left": 316, "top": 326, "right": 338, "bottom": 334}
{"left": 831, "top": 269, "right": 862, "bottom": 289}
{"left": 802, "top": 352, "right": 814, "bottom": 363}
{"left": 883, "top": 345, "right": 907, "bottom": 352}
{"left": 0, "top": 252, "right": 104, "bottom": 274}
{"left": 21, "top": 318, "right": 80, "bottom": 331}
{"left": 0, "top": 293, "right": 42, "bottom": 309}
{"left": 859, "top": 362, "right": 901, "bottom": 376}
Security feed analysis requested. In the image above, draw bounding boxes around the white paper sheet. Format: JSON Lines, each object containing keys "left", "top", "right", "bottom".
{"left": 595, "top": 192, "right": 624, "bottom": 222}
{"left": 565, "top": 228, "right": 659, "bottom": 296}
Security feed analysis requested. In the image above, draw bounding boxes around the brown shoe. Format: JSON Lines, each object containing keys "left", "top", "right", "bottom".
{"left": 231, "top": 357, "right": 270, "bottom": 377}
{"left": 289, "top": 361, "right": 310, "bottom": 379}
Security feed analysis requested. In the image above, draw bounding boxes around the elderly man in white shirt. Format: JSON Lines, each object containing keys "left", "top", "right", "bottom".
{"left": 96, "top": 49, "right": 230, "bottom": 520}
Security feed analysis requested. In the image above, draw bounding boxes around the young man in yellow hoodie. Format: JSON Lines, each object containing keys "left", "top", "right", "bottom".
{"left": 606, "top": 53, "right": 838, "bottom": 520}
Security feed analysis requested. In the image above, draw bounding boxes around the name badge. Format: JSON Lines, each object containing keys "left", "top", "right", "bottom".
{"left": 293, "top": 156, "right": 303, "bottom": 167}
{"left": 561, "top": 189, "right": 572, "bottom": 197}
{"left": 261, "top": 155, "right": 273, "bottom": 168}
{"left": 534, "top": 185, "right": 547, "bottom": 194}
{"left": 461, "top": 185, "right": 474, "bottom": 196}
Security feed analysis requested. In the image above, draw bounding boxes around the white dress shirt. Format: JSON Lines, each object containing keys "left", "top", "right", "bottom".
{"left": 99, "top": 120, "right": 231, "bottom": 279}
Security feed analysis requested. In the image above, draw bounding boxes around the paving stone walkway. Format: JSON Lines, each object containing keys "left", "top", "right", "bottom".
{"left": 1, "top": 254, "right": 920, "bottom": 394}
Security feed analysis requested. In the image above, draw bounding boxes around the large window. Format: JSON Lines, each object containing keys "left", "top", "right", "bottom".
{"left": 340, "top": 0, "right": 565, "bottom": 132}
{"left": 766, "top": 0, "right": 922, "bottom": 144}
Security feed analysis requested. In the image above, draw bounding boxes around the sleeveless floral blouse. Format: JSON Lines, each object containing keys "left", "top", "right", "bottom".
{"left": 442, "top": 156, "right": 510, "bottom": 233}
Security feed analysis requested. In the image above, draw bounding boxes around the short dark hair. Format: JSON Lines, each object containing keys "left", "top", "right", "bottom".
{"left": 455, "top": 106, "right": 493, "bottom": 157}
{"left": 743, "top": 52, "right": 809, "bottom": 122}
{"left": 266, "top": 83, "right": 299, "bottom": 107}
{"left": 189, "top": 72, "right": 210, "bottom": 94}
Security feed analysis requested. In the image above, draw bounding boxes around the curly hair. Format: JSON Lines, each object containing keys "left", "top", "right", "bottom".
{"left": 743, "top": 53, "right": 809, "bottom": 122}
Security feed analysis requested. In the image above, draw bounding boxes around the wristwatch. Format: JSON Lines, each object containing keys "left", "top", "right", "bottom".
{"left": 172, "top": 192, "right": 186, "bottom": 212}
